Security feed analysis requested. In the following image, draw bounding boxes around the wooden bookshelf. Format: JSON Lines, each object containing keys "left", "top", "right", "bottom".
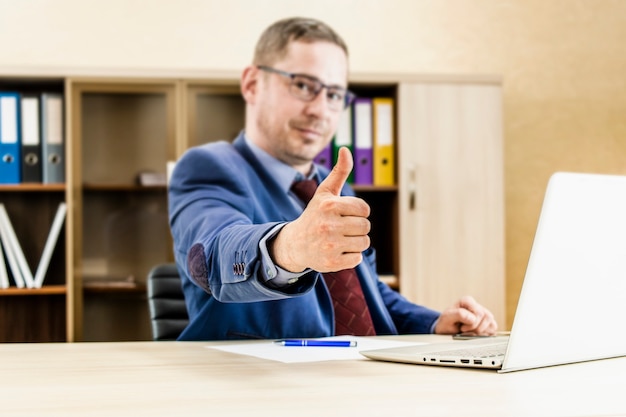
{"left": 0, "top": 71, "right": 505, "bottom": 342}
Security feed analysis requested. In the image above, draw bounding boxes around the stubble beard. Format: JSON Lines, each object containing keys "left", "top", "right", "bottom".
{"left": 259, "top": 115, "right": 332, "bottom": 168}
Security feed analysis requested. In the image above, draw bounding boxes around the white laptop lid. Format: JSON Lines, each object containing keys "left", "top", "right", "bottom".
{"left": 360, "top": 172, "right": 626, "bottom": 372}
{"left": 501, "top": 172, "right": 626, "bottom": 372}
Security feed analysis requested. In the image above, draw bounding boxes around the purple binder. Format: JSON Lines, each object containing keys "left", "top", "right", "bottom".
{"left": 352, "top": 98, "right": 373, "bottom": 185}
{"left": 314, "top": 142, "right": 332, "bottom": 170}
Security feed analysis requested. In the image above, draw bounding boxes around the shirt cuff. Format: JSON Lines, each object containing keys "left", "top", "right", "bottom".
{"left": 259, "top": 223, "right": 312, "bottom": 287}
{"left": 430, "top": 317, "right": 439, "bottom": 334}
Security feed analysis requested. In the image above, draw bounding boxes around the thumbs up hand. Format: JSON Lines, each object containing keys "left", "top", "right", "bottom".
{"left": 270, "top": 147, "right": 371, "bottom": 273}
{"left": 315, "top": 146, "right": 355, "bottom": 197}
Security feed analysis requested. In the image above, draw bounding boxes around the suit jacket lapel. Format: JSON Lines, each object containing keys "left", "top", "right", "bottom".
{"left": 232, "top": 134, "right": 301, "bottom": 221}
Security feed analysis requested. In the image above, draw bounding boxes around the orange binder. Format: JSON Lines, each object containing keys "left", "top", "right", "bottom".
{"left": 372, "top": 98, "right": 395, "bottom": 186}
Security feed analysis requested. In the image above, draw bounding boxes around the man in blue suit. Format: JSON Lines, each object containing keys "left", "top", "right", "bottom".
{"left": 168, "top": 17, "right": 498, "bottom": 340}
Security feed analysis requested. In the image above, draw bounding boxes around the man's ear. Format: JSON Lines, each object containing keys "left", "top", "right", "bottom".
{"left": 240, "top": 66, "right": 259, "bottom": 104}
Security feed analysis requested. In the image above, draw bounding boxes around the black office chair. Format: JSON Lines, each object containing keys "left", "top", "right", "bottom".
{"left": 147, "top": 263, "right": 189, "bottom": 341}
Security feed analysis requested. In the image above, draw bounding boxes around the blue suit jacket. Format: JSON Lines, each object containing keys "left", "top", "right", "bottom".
{"left": 168, "top": 133, "right": 440, "bottom": 340}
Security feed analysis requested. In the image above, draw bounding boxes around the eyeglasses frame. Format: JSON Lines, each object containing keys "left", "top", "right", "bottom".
{"left": 256, "top": 65, "right": 356, "bottom": 110}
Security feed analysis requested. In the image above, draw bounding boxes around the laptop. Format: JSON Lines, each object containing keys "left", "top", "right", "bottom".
{"left": 361, "top": 172, "right": 626, "bottom": 372}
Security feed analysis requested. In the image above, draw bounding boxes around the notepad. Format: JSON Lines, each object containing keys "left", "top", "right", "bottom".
{"left": 207, "top": 336, "right": 421, "bottom": 363}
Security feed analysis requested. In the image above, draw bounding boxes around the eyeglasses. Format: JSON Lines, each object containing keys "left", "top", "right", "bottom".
{"left": 257, "top": 65, "right": 355, "bottom": 111}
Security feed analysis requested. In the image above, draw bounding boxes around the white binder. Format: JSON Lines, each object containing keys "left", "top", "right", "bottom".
{"left": 33, "top": 203, "right": 67, "bottom": 288}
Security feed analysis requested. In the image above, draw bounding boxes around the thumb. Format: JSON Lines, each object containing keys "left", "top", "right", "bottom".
{"left": 317, "top": 147, "right": 353, "bottom": 196}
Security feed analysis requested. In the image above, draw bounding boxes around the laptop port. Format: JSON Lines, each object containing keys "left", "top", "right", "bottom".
{"left": 473, "top": 360, "right": 483, "bottom": 365}
{"left": 460, "top": 359, "right": 470, "bottom": 364}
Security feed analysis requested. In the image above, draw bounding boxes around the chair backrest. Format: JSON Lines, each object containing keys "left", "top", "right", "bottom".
{"left": 147, "top": 263, "right": 189, "bottom": 341}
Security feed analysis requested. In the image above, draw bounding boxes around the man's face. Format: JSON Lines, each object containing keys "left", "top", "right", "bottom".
{"left": 247, "top": 40, "right": 348, "bottom": 172}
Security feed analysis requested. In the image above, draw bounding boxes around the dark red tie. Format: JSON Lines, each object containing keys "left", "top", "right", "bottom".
{"left": 290, "top": 179, "right": 376, "bottom": 336}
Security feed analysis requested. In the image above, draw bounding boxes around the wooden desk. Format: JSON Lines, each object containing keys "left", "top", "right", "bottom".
{"left": 1, "top": 335, "right": 625, "bottom": 416}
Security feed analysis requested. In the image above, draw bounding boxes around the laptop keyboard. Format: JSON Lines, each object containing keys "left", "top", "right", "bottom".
{"left": 432, "top": 342, "right": 507, "bottom": 358}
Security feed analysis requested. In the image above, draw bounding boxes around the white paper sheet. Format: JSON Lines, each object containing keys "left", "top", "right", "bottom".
{"left": 207, "top": 336, "right": 425, "bottom": 363}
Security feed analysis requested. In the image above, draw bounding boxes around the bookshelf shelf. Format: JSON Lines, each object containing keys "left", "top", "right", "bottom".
{"left": 83, "top": 184, "right": 167, "bottom": 192}
{"left": 352, "top": 185, "right": 398, "bottom": 192}
{"left": 0, "top": 184, "right": 65, "bottom": 192}
{"left": 0, "top": 285, "right": 66, "bottom": 296}
{"left": 83, "top": 281, "right": 147, "bottom": 294}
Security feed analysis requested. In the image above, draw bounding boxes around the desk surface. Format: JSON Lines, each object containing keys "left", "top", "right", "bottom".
{"left": 1, "top": 335, "right": 625, "bottom": 417}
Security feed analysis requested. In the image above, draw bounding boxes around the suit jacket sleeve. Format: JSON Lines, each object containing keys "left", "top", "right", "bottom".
{"left": 168, "top": 142, "right": 317, "bottom": 303}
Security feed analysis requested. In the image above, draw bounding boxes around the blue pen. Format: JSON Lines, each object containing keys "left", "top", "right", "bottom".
{"left": 276, "top": 339, "right": 357, "bottom": 347}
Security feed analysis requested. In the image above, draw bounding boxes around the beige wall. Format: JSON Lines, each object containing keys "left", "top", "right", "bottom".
{"left": 2, "top": 0, "right": 625, "bottom": 327}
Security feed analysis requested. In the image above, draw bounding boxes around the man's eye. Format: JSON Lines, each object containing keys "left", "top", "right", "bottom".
{"left": 294, "top": 80, "right": 315, "bottom": 93}
{"left": 327, "top": 90, "right": 345, "bottom": 102}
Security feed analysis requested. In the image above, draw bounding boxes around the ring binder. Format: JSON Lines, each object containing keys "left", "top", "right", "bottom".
{"left": 0, "top": 204, "right": 26, "bottom": 288}
{"left": 33, "top": 203, "right": 67, "bottom": 288}
{"left": 0, "top": 92, "right": 21, "bottom": 184}
{"left": 21, "top": 94, "right": 42, "bottom": 183}
{"left": 41, "top": 93, "right": 65, "bottom": 184}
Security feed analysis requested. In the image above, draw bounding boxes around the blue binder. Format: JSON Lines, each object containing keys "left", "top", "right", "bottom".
{"left": 0, "top": 92, "right": 21, "bottom": 184}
